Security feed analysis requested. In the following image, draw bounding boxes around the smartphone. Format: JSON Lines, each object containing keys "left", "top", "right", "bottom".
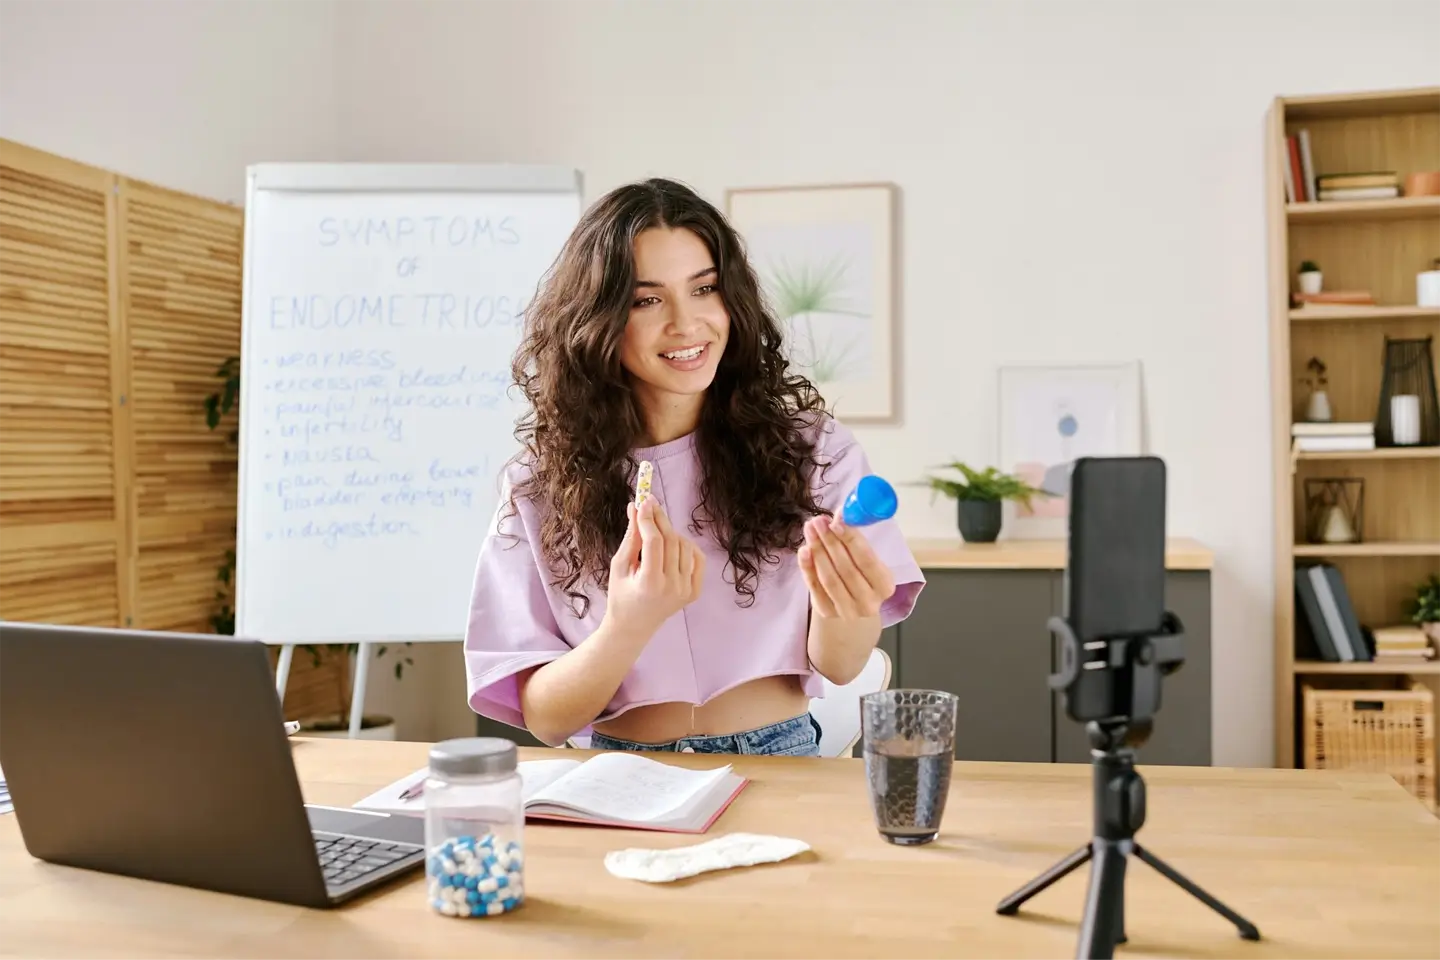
{"left": 1064, "top": 456, "right": 1167, "bottom": 642}
{"left": 1056, "top": 455, "right": 1170, "bottom": 726}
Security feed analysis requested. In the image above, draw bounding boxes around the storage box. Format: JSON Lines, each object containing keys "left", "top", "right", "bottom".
{"left": 1302, "top": 681, "right": 1435, "bottom": 813}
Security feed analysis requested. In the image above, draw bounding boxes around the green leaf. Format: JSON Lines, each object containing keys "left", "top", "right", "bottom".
{"left": 765, "top": 254, "right": 864, "bottom": 319}
{"left": 917, "top": 460, "right": 1050, "bottom": 509}
{"left": 1411, "top": 573, "right": 1440, "bottom": 624}
{"left": 762, "top": 255, "right": 869, "bottom": 382}
{"left": 203, "top": 356, "right": 241, "bottom": 439}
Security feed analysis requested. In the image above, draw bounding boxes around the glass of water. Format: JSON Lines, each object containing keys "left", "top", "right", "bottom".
{"left": 860, "top": 689, "right": 958, "bottom": 845}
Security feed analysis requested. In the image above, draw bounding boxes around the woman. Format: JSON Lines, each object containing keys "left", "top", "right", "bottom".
{"left": 463, "top": 177, "right": 924, "bottom": 755}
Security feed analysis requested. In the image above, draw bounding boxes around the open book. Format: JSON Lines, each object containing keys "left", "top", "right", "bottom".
{"left": 351, "top": 752, "right": 748, "bottom": 834}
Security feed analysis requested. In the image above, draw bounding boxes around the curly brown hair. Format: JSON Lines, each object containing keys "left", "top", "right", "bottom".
{"left": 507, "top": 177, "right": 830, "bottom": 615}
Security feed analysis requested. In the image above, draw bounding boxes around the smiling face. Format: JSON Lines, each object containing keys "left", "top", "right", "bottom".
{"left": 620, "top": 226, "right": 730, "bottom": 425}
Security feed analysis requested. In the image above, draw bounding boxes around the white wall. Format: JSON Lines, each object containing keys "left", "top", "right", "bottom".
{"left": 3, "top": 0, "right": 1437, "bottom": 763}
{"left": 0, "top": 0, "right": 340, "bottom": 202}
{"left": 336, "top": 0, "right": 1439, "bottom": 766}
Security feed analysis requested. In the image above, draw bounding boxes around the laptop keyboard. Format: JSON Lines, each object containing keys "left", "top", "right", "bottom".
{"left": 314, "top": 831, "right": 422, "bottom": 888}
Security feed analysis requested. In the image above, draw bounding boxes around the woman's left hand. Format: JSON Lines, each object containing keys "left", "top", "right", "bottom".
{"left": 798, "top": 513, "right": 896, "bottom": 620}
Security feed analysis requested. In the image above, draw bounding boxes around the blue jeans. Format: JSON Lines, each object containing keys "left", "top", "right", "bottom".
{"left": 589, "top": 713, "right": 822, "bottom": 757}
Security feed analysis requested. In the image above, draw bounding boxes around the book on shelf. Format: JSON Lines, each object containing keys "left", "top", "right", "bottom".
{"left": 1292, "top": 422, "right": 1373, "bottom": 436}
{"left": 1371, "top": 625, "right": 1437, "bottom": 661}
{"left": 351, "top": 752, "right": 748, "bottom": 834}
{"left": 1291, "top": 421, "right": 1375, "bottom": 452}
{"left": 1294, "top": 562, "right": 1373, "bottom": 663}
{"left": 1317, "top": 171, "right": 1399, "bottom": 190}
{"left": 1283, "top": 130, "right": 1317, "bottom": 203}
{"left": 1375, "top": 649, "right": 1437, "bottom": 661}
{"left": 1315, "top": 172, "right": 1400, "bottom": 201}
{"left": 1292, "top": 290, "right": 1376, "bottom": 306}
{"left": 1318, "top": 186, "right": 1400, "bottom": 201}
{"left": 1293, "top": 436, "right": 1375, "bottom": 452}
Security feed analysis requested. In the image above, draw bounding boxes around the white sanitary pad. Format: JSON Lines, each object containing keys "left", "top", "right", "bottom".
{"left": 603, "top": 832, "right": 811, "bottom": 883}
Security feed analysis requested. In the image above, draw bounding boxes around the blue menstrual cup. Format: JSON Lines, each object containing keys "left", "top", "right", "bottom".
{"left": 842, "top": 475, "right": 898, "bottom": 527}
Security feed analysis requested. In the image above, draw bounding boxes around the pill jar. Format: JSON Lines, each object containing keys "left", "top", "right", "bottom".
{"left": 423, "top": 737, "right": 525, "bottom": 918}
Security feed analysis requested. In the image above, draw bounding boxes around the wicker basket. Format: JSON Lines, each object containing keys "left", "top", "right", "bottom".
{"left": 1302, "top": 681, "right": 1436, "bottom": 812}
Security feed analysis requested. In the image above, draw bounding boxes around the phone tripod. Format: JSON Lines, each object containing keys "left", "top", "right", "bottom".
{"left": 996, "top": 717, "right": 1261, "bottom": 959}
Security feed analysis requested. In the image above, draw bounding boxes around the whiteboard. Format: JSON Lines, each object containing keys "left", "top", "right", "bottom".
{"left": 235, "top": 163, "right": 582, "bottom": 643}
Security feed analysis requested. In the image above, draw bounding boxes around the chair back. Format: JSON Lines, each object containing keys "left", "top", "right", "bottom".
{"left": 809, "top": 646, "right": 892, "bottom": 758}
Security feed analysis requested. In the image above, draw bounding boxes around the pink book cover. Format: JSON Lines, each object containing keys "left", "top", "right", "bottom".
{"left": 526, "top": 776, "right": 751, "bottom": 834}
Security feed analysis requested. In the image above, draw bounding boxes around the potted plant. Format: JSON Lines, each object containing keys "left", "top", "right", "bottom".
{"left": 920, "top": 461, "right": 1048, "bottom": 543}
{"left": 1410, "top": 574, "right": 1440, "bottom": 646}
{"left": 1299, "top": 356, "right": 1332, "bottom": 422}
{"left": 203, "top": 358, "right": 412, "bottom": 738}
{"left": 1298, "top": 260, "right": 1322, "bottom": 295}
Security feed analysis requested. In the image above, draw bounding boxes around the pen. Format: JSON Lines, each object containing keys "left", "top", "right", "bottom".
{"left": 398, "top": 779, "right": 425, "bottom": 802}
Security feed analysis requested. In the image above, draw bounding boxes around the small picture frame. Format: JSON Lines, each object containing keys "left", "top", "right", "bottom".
{"left": 997, "top": 362, "right": 1144, "bottom": 539}
{"left": 725, "top": 183, "right": 899, "bottom": 422}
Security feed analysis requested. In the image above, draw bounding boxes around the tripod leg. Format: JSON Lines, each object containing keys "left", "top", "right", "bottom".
{"left": 995, "top": 844, "right": 1092, "bottom": 915}
{"left": 1115, "top": 885, "right": 1126, "bottom": 945}
{"left": 1076, "top": 841, "right": 1127, "bottom": 960}
{"left": 1132, "top": 844, "right": 1261, "bottom": 941}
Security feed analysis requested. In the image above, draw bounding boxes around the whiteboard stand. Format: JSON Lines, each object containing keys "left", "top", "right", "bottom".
{"left": 236, "top": 162, "right": 583, "bottom": 737}
{"left": 348, "top": 641, "right": 371, "bottom": 738}
{"left": 274, "top": 643, "right": 295, "bottom": 701}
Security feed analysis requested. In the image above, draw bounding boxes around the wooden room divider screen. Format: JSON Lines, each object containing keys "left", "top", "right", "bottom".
{"left": 0, "top": 138, "right": 339, "bottom": 717}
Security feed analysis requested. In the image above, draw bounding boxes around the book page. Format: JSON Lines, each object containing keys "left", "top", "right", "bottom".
{"left": 351, "top": 759, "right": 581, "bottom": 817}
{"left": 646, "top": 770, "right": 746, "bottom": 830}
{"left": 527, "top": 753, "right": 732, "bottom": 824}
{"left": 517, "top": 758, "right": 580, "bottom": 802}
{"left": 351, "top": 765, "right": 428, "bottom": 816}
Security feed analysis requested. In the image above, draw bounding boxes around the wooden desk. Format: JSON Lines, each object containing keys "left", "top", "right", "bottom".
{"left": 2, "top": 739, "right": 1437, "bottom": 958}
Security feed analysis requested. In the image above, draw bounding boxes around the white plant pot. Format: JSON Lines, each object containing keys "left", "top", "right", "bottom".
{"left": 1306, "top": 390, "right": 1332, "bottom": 422}
{"left": 1319, "top": 504, "right": 1357, "bottom": 543}
{"left": 1299, "top": 271, "right": 1322, "bottom": 295}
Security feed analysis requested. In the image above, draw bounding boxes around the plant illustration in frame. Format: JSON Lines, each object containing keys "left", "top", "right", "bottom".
{"left": 726, "top": 183, "right": 898, "bottom": 421}
{"left": 763, "top": 251, "right": 867, "bottom": 382}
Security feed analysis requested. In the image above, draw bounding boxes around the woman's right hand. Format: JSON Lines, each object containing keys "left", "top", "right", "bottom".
{"left": 605, "top": 497, "right": 705, "bottom": 638}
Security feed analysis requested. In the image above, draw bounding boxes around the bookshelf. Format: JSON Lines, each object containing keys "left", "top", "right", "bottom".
{"left": 1266, "top": 86, "right": 1440, "bottom": 769}
{"left": 1291, "top": 305, "right": 1440, "bottom": 322}
{"left": 1286, "top": 195, "right": 1440, "bottom": 223}
{"left": 1295, "top": 447, "right": 1440, "bottom": 461}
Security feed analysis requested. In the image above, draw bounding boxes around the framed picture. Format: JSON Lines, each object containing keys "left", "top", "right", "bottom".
{"left": 997, "top": 362, "right": 1143, "bottom": 539}
{"left": 725, "top": 183, "right": 898, "bottom": 422}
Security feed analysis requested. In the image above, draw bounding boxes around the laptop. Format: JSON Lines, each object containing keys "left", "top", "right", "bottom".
{"left": 0, "top": 621, "right": 426, "bottom": 908}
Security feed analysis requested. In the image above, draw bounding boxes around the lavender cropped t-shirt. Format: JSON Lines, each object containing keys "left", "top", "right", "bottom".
{"left": 462, "top": 416, "right": 926, "bottom": 730}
